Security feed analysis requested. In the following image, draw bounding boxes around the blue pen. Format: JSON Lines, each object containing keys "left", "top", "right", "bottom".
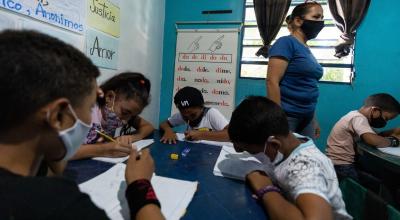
{"left": 181, "top": 147, "right": 191, "bottom": 157}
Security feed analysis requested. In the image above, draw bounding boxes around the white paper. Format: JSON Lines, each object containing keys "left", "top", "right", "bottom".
{"left": 93, "top": 139, "right": 154, "bottom": 164}
{"left": 213, "top": 146, "right": 275, "bottom": 181}
{"left": 176, "top": 133, "right": 233, "bottom": 147}
{"left": 378, "top": 147, "right": 400, "bottom": 157}
{"left": 79, "top": 164, "right": 198, "bottom": 220}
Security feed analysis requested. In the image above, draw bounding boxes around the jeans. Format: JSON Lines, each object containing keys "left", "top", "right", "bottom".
{"left": 334, "top": 164, "right": 359, "bottom": 181}
{"left": 287, "top": 116, "right": 315, "bottom": 140}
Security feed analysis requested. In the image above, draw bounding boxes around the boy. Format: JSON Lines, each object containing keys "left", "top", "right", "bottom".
{"left": 326, "top": 93, "right": 400, "bottom": 181}
{"left": 160, "top": 86, "right": 229, "bottom": 144}
{"left": 228, "top": 96, "right": 351, "bottom": 220}
{"left": 0, "top": 30, "right": 163, "bottom": 220}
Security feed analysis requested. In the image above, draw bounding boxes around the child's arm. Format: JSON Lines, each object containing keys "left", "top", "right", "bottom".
{"left": 247, "top": 171, "right": 333, "bottom": 220}
{"left": 361, "top": 133, "right": 392, "bottom": 148}
{"left": 184, "top": 126, "right": 229, "bottom": 142}
{"left": 70, "top": 142, "right": 132, "bottom": 160}
{"left": 159, "top": 120, "right": 178, "bottom": 144}
{"left": 116, "top": 116, "right": 154, "bottom": 145}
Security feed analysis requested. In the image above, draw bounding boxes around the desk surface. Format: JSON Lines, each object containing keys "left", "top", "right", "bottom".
{"left": 358, "top": 142, "right": 400, "bottom": 170}
{"left": 64, "top": 132, "right": 266, "bottom": 220}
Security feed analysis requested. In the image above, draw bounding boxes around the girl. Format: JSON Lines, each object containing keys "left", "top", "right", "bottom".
{"left": 72, "top": 72, "right": 154, "bottom": 159}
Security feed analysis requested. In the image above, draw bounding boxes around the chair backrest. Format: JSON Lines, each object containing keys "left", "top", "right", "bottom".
{"left": 339, "top": 178, "right": 400, "bottom": 220}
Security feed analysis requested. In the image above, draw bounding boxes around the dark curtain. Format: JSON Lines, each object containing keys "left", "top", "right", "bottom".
{"left": 253, "top": 0, "right": 291, "bottom": 58}
{"left": 328, "top": 0, "right": 371, "bottom": 58}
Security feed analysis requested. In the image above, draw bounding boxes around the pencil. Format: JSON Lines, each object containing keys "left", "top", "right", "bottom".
{"left": 95, "top": 129, "right": 117, "bottom": 143}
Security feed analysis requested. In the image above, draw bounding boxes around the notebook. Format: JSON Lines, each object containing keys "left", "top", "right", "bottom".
{"left": 79, "top": 163, "right": 198, "bottom": 220}
{"left": 213, "top": 146, "right": 275, "bottom": 181}
{"left": 378, "top": 147, "right": 400, "bottom": 157}
{"left": 176, "top": 133, "right": 233, "bottom": 147}
{"left": 93, "top": 139, "right": 154, "bottom": 164}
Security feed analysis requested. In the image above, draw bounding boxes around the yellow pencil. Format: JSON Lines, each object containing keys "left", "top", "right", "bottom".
{"left": 95, "top": 129, "right": 117, "bottom": 143}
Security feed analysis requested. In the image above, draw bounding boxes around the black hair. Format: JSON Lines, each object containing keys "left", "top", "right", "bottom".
{"left": 286, "top": 1, "right": 322, "bottom": 28}
{"left": 0, "top": 30, "right": 99, "bottom": 132}
{"left": 228, "top": 96, "right": 289, "bottom": 145}
{"left": 364, "top": 93, "right": 400, "bottom": 114}
{"left": 98, "top": 72, "right": 151, "bottom": 108}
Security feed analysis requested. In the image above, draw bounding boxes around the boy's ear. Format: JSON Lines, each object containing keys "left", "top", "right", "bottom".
{"left": 267, "top": 138, "right": 282, "bottom": 151}
{"left": 42, "top": 98, "right": 71, "bottom": 131}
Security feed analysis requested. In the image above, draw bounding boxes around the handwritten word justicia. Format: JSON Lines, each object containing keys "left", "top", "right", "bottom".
{"left": 90, "top": 0, "right": 116, "bottom": 22}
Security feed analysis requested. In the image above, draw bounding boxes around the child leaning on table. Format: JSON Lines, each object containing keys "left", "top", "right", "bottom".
{"left": 228, "top": 96, "right": 351, "bottom": 220}
{"left": 326, "top": 93, "right": 400, "bottom": 181}
{"left": 160, "top": 86, "right": 229, "bottom": 144}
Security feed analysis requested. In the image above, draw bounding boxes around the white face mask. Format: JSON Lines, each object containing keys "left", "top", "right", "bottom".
{"left": 252, "top": 136, "right": 283, "bottom": 165}
{"left": 51, "top": 105, "right": 92, "bottom": 161}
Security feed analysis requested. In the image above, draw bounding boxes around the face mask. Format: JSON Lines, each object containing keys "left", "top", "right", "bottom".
{"left": 188, "top": 109, "right": 205, "bottom": 127}
{"left": 57, "top": 105, "right": 92, "bottom": 160}
{"left": 369, "top": 109, "right": 387, "bottom": 128}
{"left": 301, "top": 19, "right": 324, "bottom": 40}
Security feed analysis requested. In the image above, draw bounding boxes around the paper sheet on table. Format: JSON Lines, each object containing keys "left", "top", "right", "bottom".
{"left": 378, "top": 147, "right": 400, "bottom": 157}
{"left": 213, "top": 146, "right": 275, "bottom": 181}
{"left": 79, "top": 163, "right": 198, "bottom": 220}
{"left": 93, "top": 139, "right": 154, "bottom": 164}
{"left": 176, "top": 133, "right": 233, "bottom": 147}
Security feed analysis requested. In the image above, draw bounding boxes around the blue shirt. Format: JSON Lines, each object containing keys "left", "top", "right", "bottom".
{"left": 269, "top": 35, "right": 323, "bottom": 117}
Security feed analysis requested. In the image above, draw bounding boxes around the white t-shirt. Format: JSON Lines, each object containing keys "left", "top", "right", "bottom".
{"left": 274, "top": 135, "right": 352, "bottom": 220}
{"left": 168, "top": 107, "right": 228, "bottom": 131}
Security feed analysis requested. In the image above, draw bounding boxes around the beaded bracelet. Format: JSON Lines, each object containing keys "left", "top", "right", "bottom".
{"left": 254, "top": 185, "right": 281, "bottom": 200}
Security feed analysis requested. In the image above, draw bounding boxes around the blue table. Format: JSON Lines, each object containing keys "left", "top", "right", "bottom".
{"left": 64, "top": 132, "right": 266, "bottom": 220}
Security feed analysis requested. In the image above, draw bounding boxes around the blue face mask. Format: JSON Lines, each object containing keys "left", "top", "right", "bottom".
{"left": 56, "top": 105, "right": 92, "bottom": 160}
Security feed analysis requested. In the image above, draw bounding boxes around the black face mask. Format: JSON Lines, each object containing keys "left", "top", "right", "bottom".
{"left": 301, "top": 19, "right": 324, "bottom": 40}
{"left": 188, "top": 109, "right": 205, "bottom": 127}
{"left": 369, "top": 109, "right": 387, "bottom": 128}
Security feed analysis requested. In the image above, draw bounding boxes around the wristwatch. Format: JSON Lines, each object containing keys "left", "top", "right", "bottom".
{"left": 255, "top": 185, "right": 281, "bottom": 200}
{"left": 387, "top": 136, "right": 400, "bottom": 147}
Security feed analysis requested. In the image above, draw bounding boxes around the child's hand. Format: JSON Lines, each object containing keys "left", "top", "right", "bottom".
{"left": 160, "top": 131, "right": 177, "bottom": 144}
{"left": 125, "top": 148, "right": 154, "bottom": 184}
{"left": 116, "top": 135, "right": 141, "bottom": 145}
{"left": 99, "top": 141, "right": 131, "bottom": 158}
{"left": 184, "top": 130, "right": 203, "bottom": 141}
{"left": 246, "top": 170, "right": 273, "bottom": 192}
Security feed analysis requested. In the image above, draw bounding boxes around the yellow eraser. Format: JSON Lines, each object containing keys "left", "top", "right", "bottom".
{"left": 197, "top": 127, "right": 210, "bottom": 131}
{"left": 170, "top": 153, "right": 179, "bottom": 160}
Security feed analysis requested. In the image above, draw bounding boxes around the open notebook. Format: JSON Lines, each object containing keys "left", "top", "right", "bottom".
{"left": 213, "top": 146, "right": 276, "bottom": 181}
{"left": 176, "top": 133, "right": 233, "bottom": 147}
{"left": 79, "top": 163, "right": 198, "bottom": 220}
{"left": 93, "top": 139, "right": 154, "bottom": 164}
{"left": 378, "top": 147, "right": 400, "bottom": 157}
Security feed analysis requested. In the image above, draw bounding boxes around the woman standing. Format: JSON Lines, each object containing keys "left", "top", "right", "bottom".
{"left": 267, "top": 1, "right": 324, "bottom": 139}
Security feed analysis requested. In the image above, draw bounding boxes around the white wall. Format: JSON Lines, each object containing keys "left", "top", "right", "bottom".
{"left": 99, "top": 0, "right": 165, "bottom": 126}
{"left": 0, "top": 0, "right": 165, "bottom": 126}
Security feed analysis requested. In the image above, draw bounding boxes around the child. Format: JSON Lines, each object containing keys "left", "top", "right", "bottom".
{"left": 0, "top": 30, "right": 163, "bottom": 220}
{"left": 228, "top": 96, "right": 351, "bottom": 220}
{"left": 326, "top": 93, "right": 400, "bottom": 181}
{"left": 160, "top": 86, "right": 229, "bottom": 144}
{"left": 72, "top": 72, "right": 155, "bottom": 160}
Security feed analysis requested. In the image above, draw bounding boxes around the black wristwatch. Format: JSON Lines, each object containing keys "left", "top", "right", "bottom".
{"left": 387, "top": 136, "right": 400, "bottom": 147}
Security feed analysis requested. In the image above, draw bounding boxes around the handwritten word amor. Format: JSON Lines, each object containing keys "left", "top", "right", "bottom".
{"left": 90, "top": 36, "right": 116, "bottom": 60}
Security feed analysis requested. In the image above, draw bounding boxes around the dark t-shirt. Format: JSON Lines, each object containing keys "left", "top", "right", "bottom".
{"left": 0, "top": 168, "right": 109, "bottom": 220}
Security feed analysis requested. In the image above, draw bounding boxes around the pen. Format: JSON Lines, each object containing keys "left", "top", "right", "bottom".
{"left": 95, "top": 129, "right": 117, "bottom": 143}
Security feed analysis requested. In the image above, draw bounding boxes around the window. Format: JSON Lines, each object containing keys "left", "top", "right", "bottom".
{"left": 240, "top": 0, "right": 353, "bottom": 83}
